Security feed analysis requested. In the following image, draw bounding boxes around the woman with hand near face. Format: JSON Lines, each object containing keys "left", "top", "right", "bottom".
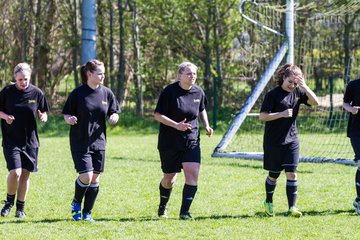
{"left": 0, "top": 62, "right": 49, "bottom": 219}
{"left": 259, "top": 64, "right": 319, "bottom": 218}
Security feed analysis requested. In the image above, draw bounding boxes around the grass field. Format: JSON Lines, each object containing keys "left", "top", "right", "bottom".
{"left": 0, "top": 132, "right": 359, "bottom": 239}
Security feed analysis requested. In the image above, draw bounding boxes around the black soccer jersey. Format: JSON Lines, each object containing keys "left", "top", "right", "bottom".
{"left": 344, "top": 79, "right": 360, "bottom": 138}
{"left": 0, "top": 84, "right": 49, "bottom": 148}
{"left": 62, "top": 84, "right": 120, "bottom": 152}
{"left": 260, "top": 86, "right": 309, "bottom": 145}
{"left": 155, "top": 81, "right": 207, "bottom": 150}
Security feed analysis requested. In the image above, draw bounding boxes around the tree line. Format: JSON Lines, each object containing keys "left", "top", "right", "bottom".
{"left": 0, "top": 0, "right": 359, "bottom": 117}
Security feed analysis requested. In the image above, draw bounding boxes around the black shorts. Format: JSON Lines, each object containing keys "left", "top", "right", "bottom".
{"left": 71, "top": 150, "right": 105, "bottom": 174}
{"left": 3, "top": 147, "right": 39, "bottom": 172}
{"left": 263, "top": 142, "right": 299, "bottom": 172}
{"left": 350, "top": 137, "right": 360, "bottom": 162}
{"left": 159, "top": 145, "right": 201, "bottom": 174}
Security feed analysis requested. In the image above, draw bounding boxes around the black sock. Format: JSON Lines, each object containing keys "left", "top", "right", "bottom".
{"left": 6, "top": 194, "right": 15, "bottom": 205}
{"left": 180, "top": 184, "right": 197, "bottom": 215}
{"left": 83, "top": 183, "right": 99, "bottom": 214}
{"left": 73, "top": 178, "right": 90, "bottom": 203}
{"left": 159, "top": 183, "right": 172, "bottom": 207}
{"left": 286, "top": 179, "right": 298, "bottom": 208}
{"left": 355, "top": 169, "right": 360, "bottom": 200}
{"left": 16, "top": 200, "right": 25, "bottom": 211}
{"left": 265, "top": 177, "right": 277, "bottom": 203}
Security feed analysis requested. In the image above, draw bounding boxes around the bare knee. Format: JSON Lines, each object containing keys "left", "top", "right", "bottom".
{"left": 286, "top": 172, "right": 297, "bottom": 180}
{"left": 161, "top": 174, "right": 177, "bottom": 189}
{"left": 79, "top": 172, "right": 93, "bottom": 184}
{"left": 8, "top": 169, "right": 22, "bottom": 180}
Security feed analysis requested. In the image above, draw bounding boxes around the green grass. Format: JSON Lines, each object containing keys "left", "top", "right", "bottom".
{"left": 0, "top": 133, "right": 360, "bottom": 239}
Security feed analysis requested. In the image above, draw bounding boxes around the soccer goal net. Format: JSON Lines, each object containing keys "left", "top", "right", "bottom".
{"left": 213, "top": 0, "right": 360, "bottom": 165}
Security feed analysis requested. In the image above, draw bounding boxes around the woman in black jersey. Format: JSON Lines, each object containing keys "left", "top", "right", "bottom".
{"left": 259, "top": 64, "right": 319, "bottom": 217}
{"left": 343, "top": 78, "right": 360, "bottom": 214}
{"left": 154, "top": 62, "right": 213, "bottom": 220}
{"left": 62, "top": 59, "right": 120, "bottom": 222}
{"left": 0, "top": 62, "right": 49, "bottom": 219}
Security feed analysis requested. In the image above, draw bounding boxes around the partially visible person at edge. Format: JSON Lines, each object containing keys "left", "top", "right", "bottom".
{"left": 154, "top": 61, "right": 213, "bottom": 220}
{"left": 343, "top": 78, "right": 360, "bottom": 214}
{"left": 62, "top": 59, "right": 120, "bottom": 222}
{"left": 0, "top": 62, "right": 49, "bottom": 219}
{"left": 259, "top": 64, "right": 319, "bottom": 218}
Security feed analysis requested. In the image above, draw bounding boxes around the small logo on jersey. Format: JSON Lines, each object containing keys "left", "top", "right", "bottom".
{"left": 28, "top": 100, "right": 36, "bottom": 104}
{"left": 193, "top": 99, "right": 200, "bottom": 103}
{"left": 102, "top": 101, "right": 108, "bottom": 105}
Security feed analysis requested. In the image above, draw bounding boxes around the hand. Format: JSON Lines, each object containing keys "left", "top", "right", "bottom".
{"left": 65, "top": 115, "right": 77, "bottom": 125}
{"left": 352, "top": 106, "right": 360, "bottom": 115}
{"left": 108, "top": 113, "right": 119, "bottom": 125}
{"left": 296, "top": 76, "right": 307, "bottom": 88}
{"left": 37, "top": 110, "right": 48, "bottom": 123}
{"left": 5, "top": 115, "right": 15, "bottom": 125}
{"left": 282, "top": 109, "right": 293, "bottom": 118}
{"left": 176, "top": 118, "right": 192, "bottom": 131}
{"left": 205, "top": 126, "right": 213, "bottom": 137}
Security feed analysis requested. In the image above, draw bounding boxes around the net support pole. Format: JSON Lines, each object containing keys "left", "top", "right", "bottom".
{"left": 213, "top": 40, "right": 288, "bottom": 154}
{"left": 286, "top": 0, "right": 294, "bottom": 64}
{"left": 81, "top": 0, "right": 97, "bottom": 64}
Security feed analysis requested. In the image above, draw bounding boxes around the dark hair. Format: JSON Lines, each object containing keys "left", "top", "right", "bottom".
{"left": 80, "top": 59, "right": 104, "bottom": 84}
{"left": 276, "top": 64, "right": 303, "bottom": 86}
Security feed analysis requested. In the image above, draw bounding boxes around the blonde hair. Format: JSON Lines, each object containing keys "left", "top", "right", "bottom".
{"left": 177, "top": 62, "right": 198, "bottom": 74}
{"left": 13, "top": 62, "right": 32, "bottom": 76}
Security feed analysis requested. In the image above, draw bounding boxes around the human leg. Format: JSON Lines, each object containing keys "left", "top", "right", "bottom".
{"left": 1, "top": 169, "right": 21, "bottom": 217}
{"left": 82, "top": 173, "right": 100, "bottom": 222}
{"left": 158, "top": 173, "right": 177, "bottom": 218}
{"left": 158, "top": 150, "right": 182, "bottom": 218}
{"left": 180, "top": 162, "right": 200, "bottom": 220}
{"left": 350, "top": 137, "right": 360, "bottom": 214}
{"left": 285, "top": 171, "right": 301, "bottom": 217}
{"left": 264, "top": 171, "right": 280, "bottom": 217}
{"left": 14, "top": 169, "right": 30, "bottom": 218}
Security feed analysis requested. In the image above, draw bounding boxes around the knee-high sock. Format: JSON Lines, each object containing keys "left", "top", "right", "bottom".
{"left": 159, "top": 183, "right": 172, "bottom": 207}
{"left": 73, "top": 178, "right": 90, "bottom": 203}
{"left": 265, "top": 177, "right": 277, "bottom": 203}
{"left": 83, "top": 183, "right": 99, "bottom": 214}
{"left": 286, "top": 179, "right": 298, "bottom": 208}
{"left": 180, "top": 184, "right": 197, "bottom": 215}
{"left": 355, "top": 168, "right": 360, "bottom": 199}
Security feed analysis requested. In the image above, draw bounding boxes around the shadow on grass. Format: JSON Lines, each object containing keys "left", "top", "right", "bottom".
{"left": 112, "top": 156, "right": 159, "bottom": 163}
{"left": 0, "top": 209, "right": 355, "bottom": 224}
{"left": 0, "top": 218, "right": 71, "bottom": 224}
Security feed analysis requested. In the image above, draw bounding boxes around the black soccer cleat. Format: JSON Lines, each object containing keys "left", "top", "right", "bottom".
{"left": 158, "top": 205, "right": 168, "bottom": 219}
{"left": 1, "top": 201, "right": 13, "bottom": 217}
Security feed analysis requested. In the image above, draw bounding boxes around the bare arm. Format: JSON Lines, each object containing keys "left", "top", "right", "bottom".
{"left": 0, "top": 111, "right": 15, "bottom": 124}
{"left": 37, "top": 110, "right": 48, "bottom": 123}
{"left": 297, "top": 77, "right": 320, "bottom": 106}
{"left": 108, "top": 113, "right": 119, "bottom": 125}
{"left": 154, "top": 112, "right": 191, "bottom": 132}
{"left": 199, "top": 109, "right": 213, "bottom": 137}
{"left": 343, "top": 102, "right": 360, "bottom": 115}
{"left": 64, "top": 114, "right": 78, "bottom": 125}
{"left": 259, "top": 109, "right": 293, "bottom": 122}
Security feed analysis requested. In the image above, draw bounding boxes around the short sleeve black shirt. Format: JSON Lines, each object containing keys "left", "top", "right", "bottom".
{"left": 155, "top": 82, "right": 207, "bottom": 150}
{"left": 260, "top": 86, "right": 309, "bottom": 145}
{"left": 62, "top": 84, "right": 120, "bottom": 152}
{"left": 343, "top": 79, "right": 360, "bottom": 138}
{"left": 0, "top": 84, "right": 49, "bottom": 148}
